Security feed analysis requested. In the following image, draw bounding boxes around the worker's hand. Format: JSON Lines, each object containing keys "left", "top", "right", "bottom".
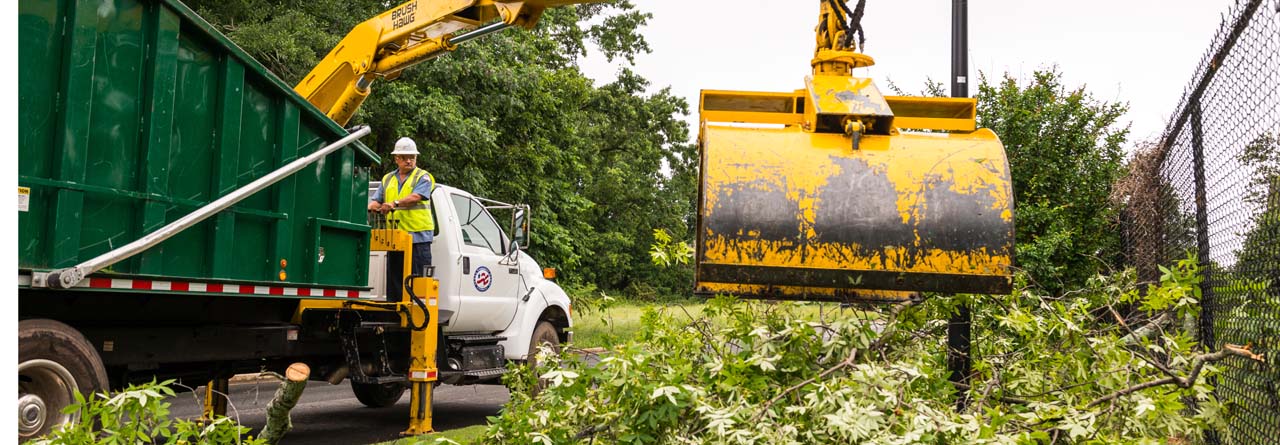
{"left": 378, "top": 203, "right": 393, "bottom": 213}
{"left": 367, "top": 201, "right": 380, "bottom": 212}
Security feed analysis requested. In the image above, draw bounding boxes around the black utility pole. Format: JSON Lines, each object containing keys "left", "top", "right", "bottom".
{"left": 951, "top": 0, "right": 968, "bottom": 98}
{"left": 947, "top": 0, "right": 972, "bottom": 411}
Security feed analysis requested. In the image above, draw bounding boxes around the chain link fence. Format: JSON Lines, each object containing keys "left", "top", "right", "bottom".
{"left": 1118, "top": 0, "right": 1279, "bottom": 442}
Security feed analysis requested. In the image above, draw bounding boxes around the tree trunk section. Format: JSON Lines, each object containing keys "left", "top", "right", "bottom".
{"left": 260, "top": 363, "right": 310, "bottom": 444}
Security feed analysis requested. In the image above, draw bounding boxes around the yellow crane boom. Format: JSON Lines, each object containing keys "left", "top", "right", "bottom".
{"left": 295, "top": 0, "right": 598, "bottom": 125}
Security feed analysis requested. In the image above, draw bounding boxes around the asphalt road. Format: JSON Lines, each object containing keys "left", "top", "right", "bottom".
{"left": 168, "top": 379, "right": 510, "bottom": 445}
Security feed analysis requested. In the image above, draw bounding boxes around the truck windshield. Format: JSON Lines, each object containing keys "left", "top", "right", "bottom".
{"left": 451, "top": 194, "right": 506, "bottom": 255}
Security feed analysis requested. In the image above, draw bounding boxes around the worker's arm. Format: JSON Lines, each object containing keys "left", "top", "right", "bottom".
{"left": 394, "top": 173, "right": 434, "bottom": 208}
{"left": 295, "top": 0, "right": 602, "bottom": 126}
{"left": 395, "top": 194, "right": 425, "bottom": 208}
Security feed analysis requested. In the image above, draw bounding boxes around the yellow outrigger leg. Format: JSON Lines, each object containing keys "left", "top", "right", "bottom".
{"left": 401, "top": 275, "right": 439, "bottom": 436}
{"left": 293, "top": 224, "right": 440, "bottom": 436}
{"left": 201, "top": 377, "right": 229, "bottom": 419}
{"left": 367, "top": 224, "right": 441, "bottom": 435}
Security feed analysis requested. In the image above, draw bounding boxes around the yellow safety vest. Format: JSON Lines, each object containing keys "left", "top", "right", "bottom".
{"left": 383, "top": 168, "right": 434, "bottom": 233}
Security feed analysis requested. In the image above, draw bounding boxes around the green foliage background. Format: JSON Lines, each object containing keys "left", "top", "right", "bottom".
{"left": 186, "top": 0, "right": 698, "bottom": 297}
{"left": 975, "top": 70, "right": 1129, "bottom": 295}
{"left": 895, "top": 71, "right": 1130, "bottom": 296}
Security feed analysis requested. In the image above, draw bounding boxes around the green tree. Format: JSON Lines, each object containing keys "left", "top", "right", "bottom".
{"left": 1216, "top": 133, "right": 1280, "bottom": 367}
{"left": 185, "top": 0, "right": 698, "bottom": 296}
{"left": 1234, "top": 133, "right": 1280, "bottom": 277}
{"left": 975, "top": 69, "right": 1129, "bottom": 295}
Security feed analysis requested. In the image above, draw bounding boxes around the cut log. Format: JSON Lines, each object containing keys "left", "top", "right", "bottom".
{"left": 259, "top": 363, "right": 310, "bottom": 444}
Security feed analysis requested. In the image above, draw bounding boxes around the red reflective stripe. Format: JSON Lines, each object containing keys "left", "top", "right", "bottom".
{"left": 427, "top": 370, "right": 437, "bottom": 379}
{"left": 80, "top": 278, "right": 355, "bottom": 298}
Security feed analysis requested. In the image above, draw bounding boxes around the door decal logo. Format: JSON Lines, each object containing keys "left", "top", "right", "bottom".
{"left": 473, "top": 266, "right": 492, "bottom": 292}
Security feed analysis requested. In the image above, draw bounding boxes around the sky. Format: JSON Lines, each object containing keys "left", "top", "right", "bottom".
{"left": 578, "top": 0, "right": 1241, "bottom": 149}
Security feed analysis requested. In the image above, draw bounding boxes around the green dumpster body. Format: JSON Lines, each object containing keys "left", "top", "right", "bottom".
{"left": 18, "top": 0, "right": 380, "bottom": 292}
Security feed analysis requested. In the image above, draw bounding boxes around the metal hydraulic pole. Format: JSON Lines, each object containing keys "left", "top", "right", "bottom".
{"left": 947, "top": 0, "right": 972, "bottom": 411}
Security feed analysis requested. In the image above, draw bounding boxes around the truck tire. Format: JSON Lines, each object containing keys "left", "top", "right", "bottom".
{"left": 527, "top": 321, "right": 561, "bottom": 370}
{"left": 351, "top": 382, "right": 406, "bottom": 408}
{"left": 525, "top": 321, "right": 562, "bottom": 395}
{"left": 18, "top": 319, "right": 109, "bottom": 442}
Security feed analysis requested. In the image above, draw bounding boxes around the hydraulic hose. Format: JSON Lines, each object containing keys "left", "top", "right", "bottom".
{"left": 402, "top": 277, "right": 431, "bottom": 331}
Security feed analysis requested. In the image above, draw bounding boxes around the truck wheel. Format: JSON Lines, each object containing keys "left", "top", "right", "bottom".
{"left": 351, "top": 382, "right": 406, "bottom": 408}
{"left": 527, "top": 321, "right": 561, "bottom": 370}
{"left": 18, "top": 319, "right": 109, "bottom": 442}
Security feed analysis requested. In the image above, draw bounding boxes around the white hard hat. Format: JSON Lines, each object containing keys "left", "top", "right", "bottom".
{"left": 391, "top": 137, "right": 419, "bottom": 156}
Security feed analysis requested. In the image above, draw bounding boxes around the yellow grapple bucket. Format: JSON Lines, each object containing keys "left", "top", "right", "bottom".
{"left": 695, "top": 77, "right": 1014, "bottom": 302}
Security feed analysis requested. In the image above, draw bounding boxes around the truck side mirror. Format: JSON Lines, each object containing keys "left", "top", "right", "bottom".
{"left": 511, "top": 207, "right": 530, "bottom": 250}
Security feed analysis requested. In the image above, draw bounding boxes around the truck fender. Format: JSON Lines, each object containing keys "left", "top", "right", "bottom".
{"left": 499, "top": 285, "right": 572, "bottom": 361}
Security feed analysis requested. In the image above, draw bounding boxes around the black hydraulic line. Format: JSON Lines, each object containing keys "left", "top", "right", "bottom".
{"left": 825, "top": 0, "right": 849, "bottom": 31}
{"left": 842, "top": 0, "right": 867, "bottom": 50}
{"left": 402, "top": 277, "right": 431, "bottom": 331}
{"left": 822, "top": 0, "right": 849, "bottom": 52}
{"left": 832, "top": 0, "right": 855, "bottom": 23}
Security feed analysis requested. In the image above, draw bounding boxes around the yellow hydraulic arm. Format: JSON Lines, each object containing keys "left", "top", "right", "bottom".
{"left": 295, "top": 0, "right": 599, "bottom": 125}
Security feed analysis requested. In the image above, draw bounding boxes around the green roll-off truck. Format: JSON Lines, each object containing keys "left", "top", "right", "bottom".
{"left": 18, "top": 0, "right": 585, "bottom": 440}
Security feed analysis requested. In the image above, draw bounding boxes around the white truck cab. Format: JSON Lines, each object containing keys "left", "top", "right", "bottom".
{"left": 368, "top": 182, "right": 571, "bottom": 381}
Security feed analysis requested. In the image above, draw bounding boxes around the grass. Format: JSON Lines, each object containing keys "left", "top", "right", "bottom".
{"left": 570, "top": 301, "right": 693, "bottom": 349}
{"left": 384, "top": 424, "right": 487, "bottom": 444}
{"left": 570, "top": 300, "right": 873, "bottom": 350}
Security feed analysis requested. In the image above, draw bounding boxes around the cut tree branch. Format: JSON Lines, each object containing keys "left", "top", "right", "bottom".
{"left": 1087, "top": 344, "right": 1264, "bottom": 408}
{"left": 952, "top": 381, "right": 1031, "bottom": 405}
{"left": 746, "top": 299, "right": 920, "bottom": 425}
{"left": 1120, "top": 312, "right": 1172, "bottom": 345}
{"left": 259, "top": 363, "right": 310, "bottom": 444}
{"left": 750, "top": 346, "right": 859, "bottom": 425}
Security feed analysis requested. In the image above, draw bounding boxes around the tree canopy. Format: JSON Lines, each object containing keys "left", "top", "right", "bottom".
{"left": 891, "top": 70, "right": 1130, "bottom": 295}
{"left": 975, "top": 70, "right": 1130, "bottom": 295}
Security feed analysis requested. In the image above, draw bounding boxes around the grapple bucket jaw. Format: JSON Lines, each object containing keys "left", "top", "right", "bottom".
{"left": 694, "top": 78, "right": 1014, "bottom": 302}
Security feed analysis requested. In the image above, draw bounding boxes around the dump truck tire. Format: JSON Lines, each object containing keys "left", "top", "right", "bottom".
{"left": 18, "top": 319, "right": 109, "bottom": 442}
{"left": 351, "top": 382, "right": 405, "bottom": 408}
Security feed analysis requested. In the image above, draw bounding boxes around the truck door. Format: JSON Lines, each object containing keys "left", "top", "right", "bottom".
{"left": 446, "top": 193, "right": 521, "bottom": 332}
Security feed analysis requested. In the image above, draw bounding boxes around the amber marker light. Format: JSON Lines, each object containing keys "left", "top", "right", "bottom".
{"left": 543, "top": 268, "right": 556, "bottom": 280}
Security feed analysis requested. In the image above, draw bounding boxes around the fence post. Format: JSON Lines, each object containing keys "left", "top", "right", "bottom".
{"left": 1189, "top": 102, "right": 1223, "bottom": 445}
{"left": 1189, "top": 103, "right": 1215, "bottom": 349}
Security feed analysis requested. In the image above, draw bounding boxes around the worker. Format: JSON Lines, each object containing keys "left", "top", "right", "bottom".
{"left": 369, "top": 137, "right": 436, "bottom": 276}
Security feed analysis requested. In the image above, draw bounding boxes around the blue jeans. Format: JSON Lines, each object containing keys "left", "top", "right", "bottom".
{"left": 412, "top": 242, "right": 432, "bottom": 277}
